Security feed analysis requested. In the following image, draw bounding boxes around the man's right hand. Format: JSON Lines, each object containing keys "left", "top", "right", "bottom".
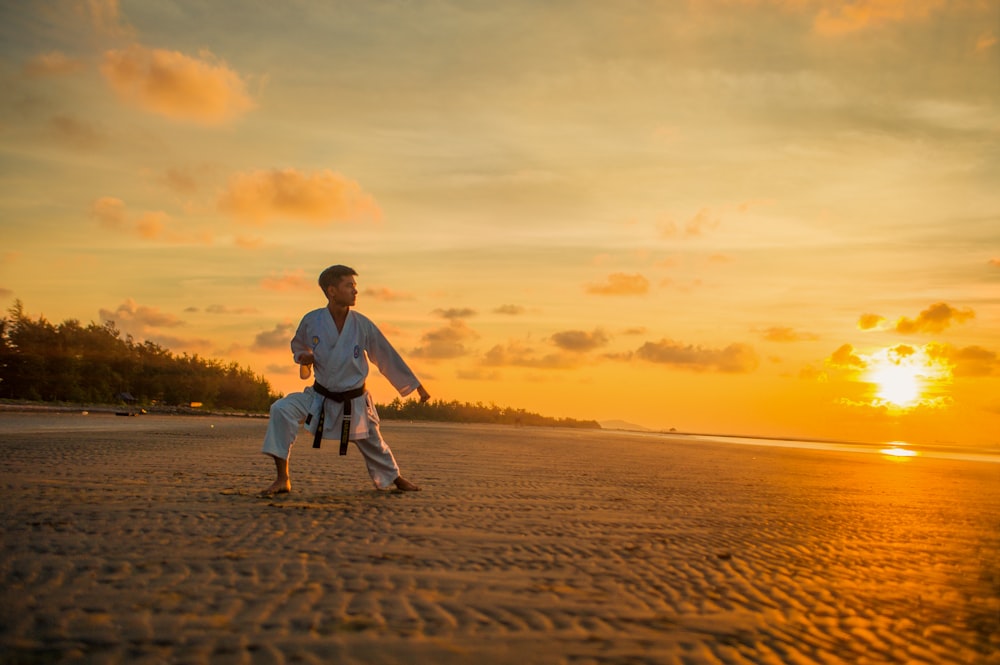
{"left": 299, "top": 352, "right": 315, "bottom": 380}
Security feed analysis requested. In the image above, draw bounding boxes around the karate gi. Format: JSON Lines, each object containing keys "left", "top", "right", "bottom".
{"left": 261, "top": 308, "right": 421, "bottom": 489}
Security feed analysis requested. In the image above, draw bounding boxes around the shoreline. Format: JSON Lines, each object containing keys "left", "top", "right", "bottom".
{"left": 4, "top": 399, "right": 997, "bottom": 459}
{"left": 0, "top": 399, "right": 268, "bottom": 419}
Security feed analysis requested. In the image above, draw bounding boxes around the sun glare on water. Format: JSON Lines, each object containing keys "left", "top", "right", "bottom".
{"left": 880, "top": 442, "right": 919, "bottom": 458}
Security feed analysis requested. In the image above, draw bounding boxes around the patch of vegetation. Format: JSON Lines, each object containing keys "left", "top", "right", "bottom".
{"left": 376, "top": 397, "right": 601, "bottom": 429}
{"left": 0, "top": 301, "right": 280, "bottom": 412}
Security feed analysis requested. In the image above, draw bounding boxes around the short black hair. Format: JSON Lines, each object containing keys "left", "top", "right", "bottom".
{"left": 318, "top": 265, "right": 358, "bottom": 292}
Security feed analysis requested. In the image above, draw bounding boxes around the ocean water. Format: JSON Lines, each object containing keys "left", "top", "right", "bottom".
{"left": 662, "top": 432, "right": 1000, "bottom": 464}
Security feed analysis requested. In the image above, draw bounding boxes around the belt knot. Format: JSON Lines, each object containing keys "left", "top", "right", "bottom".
{"left": 305, "top": 382, "right": 366, "bottom": 454}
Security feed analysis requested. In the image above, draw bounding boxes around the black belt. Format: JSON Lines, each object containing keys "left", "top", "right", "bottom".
{"left": 304, "top": 382, "right": 366, "bottom": 454}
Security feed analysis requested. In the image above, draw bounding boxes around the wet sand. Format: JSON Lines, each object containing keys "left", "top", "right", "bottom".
{"left": 1, "top": 412, "right": 998, "bottom": 664}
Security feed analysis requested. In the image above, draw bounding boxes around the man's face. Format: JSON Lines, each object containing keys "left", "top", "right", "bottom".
{"left": 328, "top": 275, "right": 358, "bottom": 307}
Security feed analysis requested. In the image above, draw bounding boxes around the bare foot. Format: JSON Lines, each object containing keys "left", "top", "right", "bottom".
{"left": 394, "top": 476, "right": 421, "bottom": 491}
{"left": 260, "top": 479, "right": 291, "bottom": 496}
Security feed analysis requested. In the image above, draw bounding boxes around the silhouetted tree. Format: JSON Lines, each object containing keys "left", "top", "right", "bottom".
{"left": 0, "top": 301, "right": 280, "bottom": 412}
{"left": 376, "top": 397, "right": 600, "bottom": 429}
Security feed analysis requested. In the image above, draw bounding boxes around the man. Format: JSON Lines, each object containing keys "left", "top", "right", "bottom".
{"left": 260, "top": 265, "right": 430, "bottom": 495}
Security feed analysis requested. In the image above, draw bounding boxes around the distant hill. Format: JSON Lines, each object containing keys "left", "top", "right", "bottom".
{"left": 600, "top": 419, "right": 652, "bottom": 432}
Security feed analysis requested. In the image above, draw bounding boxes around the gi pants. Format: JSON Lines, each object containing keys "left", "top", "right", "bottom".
{"left": 261, "top": 390, "right": 400, "bottom": 489}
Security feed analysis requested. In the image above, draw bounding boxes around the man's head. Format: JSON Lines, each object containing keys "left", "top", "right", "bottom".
{"left": 318, "top": 265, "right": 359, "bottom": 306}
{"left": 319, "top": 265, "right": 358, "bottom": 292}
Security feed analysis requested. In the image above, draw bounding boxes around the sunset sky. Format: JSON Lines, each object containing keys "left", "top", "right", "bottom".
{"left": 1, "top": 1, "right": 998, "bottom": 446}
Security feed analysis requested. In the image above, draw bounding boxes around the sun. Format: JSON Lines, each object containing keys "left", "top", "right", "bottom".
{"left": 869, "top": 361, "right": 923, "bottom": 407}
{"left": 863, "top": 346, "right": 949, "bottom": 410}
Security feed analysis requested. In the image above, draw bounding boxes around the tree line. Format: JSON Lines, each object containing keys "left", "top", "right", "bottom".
{"left": 0, "top": 301, "right": 280, "bottom": 412}
{"left": 376, "top": 397, "right": 601, "bottom": 429}
{"left": 1, "top": 301, "right": 602, "bottom": 428}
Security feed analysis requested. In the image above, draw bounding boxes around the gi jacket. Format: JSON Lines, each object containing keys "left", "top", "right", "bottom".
{"left": 291, "top": 308, "right": 420, "bottom": 442}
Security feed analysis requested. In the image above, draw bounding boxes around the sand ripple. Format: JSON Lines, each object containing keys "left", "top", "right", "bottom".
{"left": 1, "top": 414, "right": 997, "bottom": 664}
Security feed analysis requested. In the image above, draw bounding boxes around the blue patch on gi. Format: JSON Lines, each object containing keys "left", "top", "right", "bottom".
{"left": 354, "top": 345, "right": 361, "bottom": 358}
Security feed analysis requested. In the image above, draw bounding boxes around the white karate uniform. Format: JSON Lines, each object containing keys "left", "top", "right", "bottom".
{"left": 261, "top": 308, "right": 421, "bottom": 489}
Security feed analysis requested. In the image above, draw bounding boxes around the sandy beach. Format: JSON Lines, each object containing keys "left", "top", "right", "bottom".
{"left": 1, "top": 412, "right": 998, "bottom": 664}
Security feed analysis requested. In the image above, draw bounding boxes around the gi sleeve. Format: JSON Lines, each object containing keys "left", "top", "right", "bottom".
{"left": 365, "top": 321, "right": 420, "bottom": 396}
{"left": 290, "top": 314, "right": 313, "bottom": 364}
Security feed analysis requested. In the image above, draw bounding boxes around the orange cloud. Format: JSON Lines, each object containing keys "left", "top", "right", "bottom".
{"left": 101, "top": 44, "right": 254, "bottom": 125}
{"left": 760, "top": 326, "right": 819, "bottom": 342}
{"left": 479, "top": 329, "right": 611, "bottom": 368}
{"left": 894, "top": 302, "right": 974, "bottom": 334}
{"left": 585, "top": 273, "right": 650, "bottom": 296}
{"left": 99, "top": 298, "right": 184, "bottom": 332}
{"left": 363, "top": 287, "right": 414, "bottom": 302}
{"left": 857, "top": 313, "right": 885, "bottom": 330}
{"left": 252, "top": 322, "right": 296, "bottom": 352}
{"left": 481, "top": 341, "right": 581, "bottom": 370}
{"left": 218, "top": 168, "right": 381, "bottom": 225}
{"left": 92, "top": 199, "right": 211, "bottom": 245}
{"left": 889, "top": 343, "right": 916, "bottom": 358}
{"left": 434, "top": 307, "right": 477, "bottom": 320}
{"left": 265, "top": 363, "right": 297, "bottom": 377}
{"left": 261, "top": 269, "right": 312, "bottom": 292}
{"left": 988, "top": 258, "right": 1000, "bottom": 268}
{"left": 550, "top": 329, "right": 610, "bottom": 352}
{"left": 799, "top": 365, "right": 828, "bottom": 381}
{"left": 926, "top": 343, "right": 999, "bottom": 378}
{"left": 23, "top": 51, "right": 86, "bottom": 77}
{"left": 135, "top": 211, "right": 169, "bottom": 239}
{"left": 411, "top": 321, "right": 478, "bottom": 359}
{"left": 976, "top": 32, "right": 998, "bottom": 53}
{"left": 91, "top": 197, "right": 127, "bottom": 228}
{"left": 494, "top": 304, "right": 525, "bottom": 315}
{"left": 813, "top": 0, "right": 947, "bottom": 35}
{"left": 634, "top": 339, "right": 760, "bottom": 373}
{"left": 827, "top": 343, "right": 866, "bottom": 368}
{"left": 723, "top": 0, "right": 962, "bottom": 35}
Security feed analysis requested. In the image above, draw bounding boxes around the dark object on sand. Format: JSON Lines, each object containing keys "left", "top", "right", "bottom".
{"left": 116, "top": 391, "right": 141, "bottom": 416}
